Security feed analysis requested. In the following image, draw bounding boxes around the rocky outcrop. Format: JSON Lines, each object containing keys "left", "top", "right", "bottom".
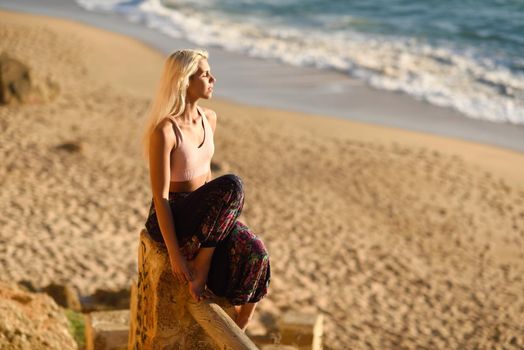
{"left": 43, "top": 283, "right": 82, "bottom": 312}
{"left": 0, "top": 53, "right": 32, "bottom": 105}
{"left": 81, "top": 286, "right": 131, "bottom": 312}
{"left": 0, "top": 52, "right": 59, "bottom": 105}
{"left": 21, "top": 279, "right": 130, "bottom": 313}
{"left": 0, "top": 281, "right": 77, "bottom": 350}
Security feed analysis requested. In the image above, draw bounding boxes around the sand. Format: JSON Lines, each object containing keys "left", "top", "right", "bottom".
{"left": 1, "top": 9, "right": 524, "bottom": 349}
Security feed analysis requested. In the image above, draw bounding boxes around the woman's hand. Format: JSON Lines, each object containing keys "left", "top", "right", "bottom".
{"left": 169, "top": 253, "right": 194, "bottom": 284}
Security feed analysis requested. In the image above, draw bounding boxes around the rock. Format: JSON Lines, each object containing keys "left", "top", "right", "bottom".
{"left": 85, "top": 310, "right": 129, "bottom": 350}
{"left": 128, "top": 229, "right": 257, "bottom": 350}
{"left": 128, "top": 229, "right": 216, "bottom": 349}
{"left": 55, "top": 141, "right": 84, "bottom": 154}
{"left": 0, "top": 281, "right": 77, "bottom": 350}
{"left": 278, "top": 312, "right": 323, "bottom": 350}
{"left": 0, "top": 52, "right": 32, "bottom": 105}
{"left": 43, "top": 283, "right": 82, "bottom": 312}
{"left": 17, "top": 279, "right": 38, "bottom": 293}
{"left": 0, "top": 52, "right": 59, "bottom": 105}
{"left": 81, "top": 286, "right": 131, "bottom": 312}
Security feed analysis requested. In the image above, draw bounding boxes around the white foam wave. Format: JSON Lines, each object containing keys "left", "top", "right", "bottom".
{"left": 75, "top": 0, "right": 524, "bottom": 125}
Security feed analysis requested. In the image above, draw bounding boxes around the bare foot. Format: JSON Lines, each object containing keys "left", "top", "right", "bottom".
{"left": 187, "top": 261, "right": 206, "bottom": 300}
{"left": 187, "top": 247, "right": 215, "bottom": 301}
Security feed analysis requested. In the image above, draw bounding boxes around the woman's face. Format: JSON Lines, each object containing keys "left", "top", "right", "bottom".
{"left": 187, "top": 59, "right": 216, "bottom": 100}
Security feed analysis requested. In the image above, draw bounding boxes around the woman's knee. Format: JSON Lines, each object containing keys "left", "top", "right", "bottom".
{"left": 239, "top": 230, "right": 269, "bottom": 264}
{"left": 233, "top": 226, "right": 269, "bottom": 264}
{"left": 217, "top": 173, "right": 244, "bottom": 198}
{"left": 250, "top": 237, "right": 269, "bottom": 263}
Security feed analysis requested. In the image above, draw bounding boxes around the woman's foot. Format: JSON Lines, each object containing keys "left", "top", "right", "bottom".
{"left": 187, "top": 247, "right": 215, "bottom": 301}
{"left": 234, "top": 302, "right": 257, "bottom": 331}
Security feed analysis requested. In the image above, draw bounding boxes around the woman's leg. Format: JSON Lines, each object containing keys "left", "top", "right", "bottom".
{"left": 144, "top": 174, "right": 245, "bottom": 299}
{"left": 145, "top": 173, "right": 245, "bottom": 257}
{"left": 180, "top": 174, "right": 247, "bottom": 299}
{"left": 206, "top": 220, "right": 270, "bottom": 329}
{"left": 144, "top": 174, "right": 270, "bottom": 310}
{"left": 225, "top": 221, "right": 270, "bottom": 305}
{"left": 234, "top": 303, "right": 257, "bottom": 331}
{"left": 174, "top": 174, "right": 245, "bottom": 256}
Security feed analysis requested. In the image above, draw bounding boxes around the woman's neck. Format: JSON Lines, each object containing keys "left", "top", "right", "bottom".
{"left": 179, "top": 100, "right": 200, "bottom": 123}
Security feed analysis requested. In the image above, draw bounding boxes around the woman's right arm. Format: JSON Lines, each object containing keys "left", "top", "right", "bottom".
{"left": 148, "top": 122, "right": 193, "bottom": 283}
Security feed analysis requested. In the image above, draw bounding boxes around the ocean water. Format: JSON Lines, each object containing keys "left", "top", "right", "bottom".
{"left": 76, "top": 0, "right": 524, "bottom": 125}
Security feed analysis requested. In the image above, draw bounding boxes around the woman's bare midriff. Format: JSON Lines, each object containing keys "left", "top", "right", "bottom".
{"left": 169, "top": 173, "right": 208, "bottom": 193}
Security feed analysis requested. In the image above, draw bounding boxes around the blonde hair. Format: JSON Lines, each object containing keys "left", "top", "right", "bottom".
{"left": 141, "top": 49, "right": 209, "bottom": 160}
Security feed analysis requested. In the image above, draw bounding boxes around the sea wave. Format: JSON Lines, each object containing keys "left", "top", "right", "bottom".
{"left": 76, "top": 0, "right": 524, "bottom": 125}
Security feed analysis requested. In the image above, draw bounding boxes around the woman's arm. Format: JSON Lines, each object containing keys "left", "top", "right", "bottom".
{"left": 149, "top": 121, "right": 192, "bottom": 282}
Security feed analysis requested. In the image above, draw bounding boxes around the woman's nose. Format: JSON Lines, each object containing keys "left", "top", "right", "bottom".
{"left": 210, "top": 75, "right": 216, "bottom": 83}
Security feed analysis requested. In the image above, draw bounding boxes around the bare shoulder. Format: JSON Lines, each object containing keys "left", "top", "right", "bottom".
{"left": 201, "top": 107, "right": 218, "bottom": 133}
{"left": 151, "top": 118, "right": 177, "bottom": 150}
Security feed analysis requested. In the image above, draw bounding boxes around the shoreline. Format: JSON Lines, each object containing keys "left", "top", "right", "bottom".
{"left": 1, "top": 0, "right": 524, "bottom": 154}
{"left": 1, "top": 6, "right": 524, "bottom": 185}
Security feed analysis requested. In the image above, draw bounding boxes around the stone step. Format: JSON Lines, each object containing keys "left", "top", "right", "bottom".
{"left": 85, "top": 310, "right": 129, "bottom": 350}
{"left": 84, "top": 300, "right": 324, "bottom": 350}
{"left": 278, "top": 312, "right": 323, "bottom": 350}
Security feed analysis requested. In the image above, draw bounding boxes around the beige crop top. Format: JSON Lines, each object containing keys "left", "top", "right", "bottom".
{"left": 169, "top": 106, "right": 215, "bottom": 182}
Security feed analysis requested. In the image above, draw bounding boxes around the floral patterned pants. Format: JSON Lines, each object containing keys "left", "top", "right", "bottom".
{"left": 145, "top": 174, "right": 270, "bottom": 305}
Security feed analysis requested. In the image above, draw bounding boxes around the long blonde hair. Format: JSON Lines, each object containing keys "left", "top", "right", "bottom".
{"left": 141, "top": 49, "right": 209, "bottom": 160}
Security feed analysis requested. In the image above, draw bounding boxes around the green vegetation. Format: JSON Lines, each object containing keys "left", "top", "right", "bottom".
{"left": 65, "top": 309, "right": 86, "bottom": 349}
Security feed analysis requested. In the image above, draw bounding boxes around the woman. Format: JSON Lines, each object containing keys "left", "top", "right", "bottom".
{"left": 142, "top": 49, "right": 270, "bottom": 330}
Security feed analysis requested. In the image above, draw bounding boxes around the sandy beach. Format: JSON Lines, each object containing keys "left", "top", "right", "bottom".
{"left": 1, "top": 8, "right": 524, "bottom": 349}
